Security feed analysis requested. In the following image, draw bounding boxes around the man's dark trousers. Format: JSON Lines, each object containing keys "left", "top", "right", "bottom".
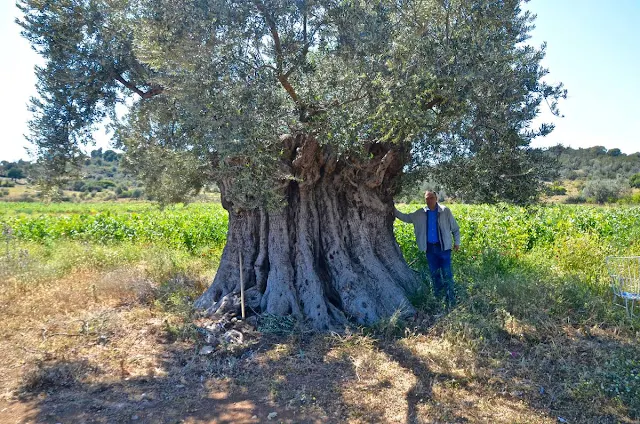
{"left": 426, "top": 242, "right": 454, "bottom": 304}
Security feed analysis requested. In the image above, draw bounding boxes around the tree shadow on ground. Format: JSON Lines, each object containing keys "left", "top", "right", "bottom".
{"left": 374, "top": 338, "right": 466, "bottom": 423}
{"left": 11, "top": 330, "right": 359, "bottom": 423}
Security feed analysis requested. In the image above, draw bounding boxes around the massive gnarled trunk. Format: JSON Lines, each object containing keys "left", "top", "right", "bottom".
{"left": 194, "top": 135, "right": 421, "bottom": 330}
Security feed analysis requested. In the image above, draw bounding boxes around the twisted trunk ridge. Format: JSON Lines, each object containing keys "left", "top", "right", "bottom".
{"left": 194, "top": 134, "right": 421, "bottom": 330}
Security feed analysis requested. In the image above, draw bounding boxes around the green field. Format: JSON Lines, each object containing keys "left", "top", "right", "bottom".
{"left": 2, "top": 201, "right": 639, "bottom": 293}
{"left": 1, "top": 201, "right": 227, "bottom": 251}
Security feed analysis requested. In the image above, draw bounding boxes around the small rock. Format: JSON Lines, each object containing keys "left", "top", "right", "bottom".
{"left": 222, "top": 329, "right": 244, "bottom": 344}
{"left": 557, "top": 417, "right": 568, "bottom": 423}
{"left": 267, "top": 411, "right": 278, "bottom": 420}
{"left": 199, "top": 345, "right": 215, "bottom": 355}
{"left": 246, "top": 315, "right": 259, "bottom": 328}
{"left": 205, "top": 334, "right": 221, "bottom": 346}
{"left": 131, "top": 415, "right": 139, "bottom": 421}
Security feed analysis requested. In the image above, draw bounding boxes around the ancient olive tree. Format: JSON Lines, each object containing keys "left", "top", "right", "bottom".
{"left": 19, "top": 0, "right": 565, "bottom": 329}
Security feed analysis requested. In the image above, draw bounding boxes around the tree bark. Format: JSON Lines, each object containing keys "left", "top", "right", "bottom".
{"left": 194, "top": 135, "right": 421, "bottom": 330}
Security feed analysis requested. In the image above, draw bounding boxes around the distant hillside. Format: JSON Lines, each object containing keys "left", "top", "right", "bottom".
{"left": 0, "top": 148, "right": 221, "bottom": 202}
{"left": 538, "top": 145, "right": 640, "bottom": 204}
{"left": 545, "top": 145, "right": 640, "bottom": 181}
{"left": 0, "top": 148, "right": 144, "bottom": 201}
{"left": 65, "top": 148, "right": 145, "bottom": 199}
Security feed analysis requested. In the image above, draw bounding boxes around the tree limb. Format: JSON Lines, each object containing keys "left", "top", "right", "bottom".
{"left": 113, "top": 74, "right": 163, "bottom": 99}
{"left": 253, "top": 0, "right": 283, "bottom": 72}
{"left": 278, "top": 75, "right": 299, "bottom": 103}
{"left": 253, "top": 0, "right": 299, "bottom": 103}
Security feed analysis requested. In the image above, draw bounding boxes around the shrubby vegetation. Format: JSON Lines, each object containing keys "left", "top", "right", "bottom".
{"left": 0, "top": 160, "right": 32, "bottom": 181}
{"left": 544, "top": 182, "right": 567, "bottom": 196}
{"left": 581, "top": 179, "right": 627, "bottom": 204}
{"left": 0, "top": 148, "right": 227, "bottom": 203}
{"left": 546, "top": 145, "right": 640, "bottom": 181}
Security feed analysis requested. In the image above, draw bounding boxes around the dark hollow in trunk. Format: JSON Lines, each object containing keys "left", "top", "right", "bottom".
{"left": 194, "top": 135, "right": 421, "bottom": 330}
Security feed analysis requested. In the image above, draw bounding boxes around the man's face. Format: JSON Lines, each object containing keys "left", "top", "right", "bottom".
{"left": 425, "top": 192, "right": 437, "bottom": 210}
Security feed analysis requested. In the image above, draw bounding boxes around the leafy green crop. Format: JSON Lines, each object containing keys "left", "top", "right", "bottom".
{"left": 1, "top": 202, "right": 228, "bottom": 253}
{"left": 395, "top": 203, "right": 640, "bottom": 257}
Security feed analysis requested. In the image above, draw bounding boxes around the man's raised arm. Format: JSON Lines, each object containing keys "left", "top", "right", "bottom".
{"left": 393, "top": 204, "right": 413, "bottom": 223}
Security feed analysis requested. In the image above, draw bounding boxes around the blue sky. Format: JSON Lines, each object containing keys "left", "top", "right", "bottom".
{"left": 1, "top": 0, "right": 638, "bottom": 162}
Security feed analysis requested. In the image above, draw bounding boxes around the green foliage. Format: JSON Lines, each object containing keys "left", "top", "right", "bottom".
{"left": 547, "top": 145, "right": 640, "bottom": 182}
{"left": 630, "top": 173, "right": 640, "bottom": 188}
{"left": 7, "top": 168, "right": 25, "bottom": 180}
{"left": 102, "top": 150, "right": 119, "bottom": 162}
{"left": 258, "top": 314, "right": 299, "bottom": 336}
{"left": 582, "top": 179, "right": 626, "bottom": 204}
{"left": 0, "top": 160, "right": 32, "bottom": 180}
{"left": 366, "top": 309, "right": 410, "bottom": 341}
{"left": 19, "top": 0, "right": 565, "bottom": 206}
{"left": 619, "top": 191, "right": 640, "bottom": 205}
{"left": 545, "top": 183, "right": 567, "bottom": 195}
{"left": 0, "top": 202, "right": 228, "bottom": 254}
{"left": 564, "top": 195, "right": 587, "bottom": 204}
{"left": 608, "top": 148, "right": 622, "bottom": 157}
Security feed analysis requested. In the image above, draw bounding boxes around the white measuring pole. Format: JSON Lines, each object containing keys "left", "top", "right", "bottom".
{"left": 239, "top": 250, "right": 246, "bottom": 319}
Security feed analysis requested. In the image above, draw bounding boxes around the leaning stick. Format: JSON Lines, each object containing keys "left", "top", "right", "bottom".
{"left": 239, "top": 250, "right": 246, "bottom": 320}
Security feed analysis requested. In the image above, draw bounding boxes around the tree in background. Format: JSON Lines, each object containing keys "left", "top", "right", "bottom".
{"left": 582, "top": 179, "right": 624, "bottom": 204}
{"left": 607, "top": 148, "right": 622, "bottom": 157}
{"left": 7, "top": 168, "right": 25, "bottom": 181}
{"left": 102, "top": 150, "right": 119, "bottom": 162}
{"left": 630, "top": 173, "right": 640, "bottom": 189}
{"left": 18, "top": 0, "right": 565, "bottom": 328}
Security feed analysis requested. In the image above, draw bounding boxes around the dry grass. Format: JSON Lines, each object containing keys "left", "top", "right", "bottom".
{"left": 0, "top": 251, "right": 639, "bottom": 423}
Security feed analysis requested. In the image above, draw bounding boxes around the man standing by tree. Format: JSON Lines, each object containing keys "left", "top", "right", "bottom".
{"left": 395, "top": 192, "right": 460, "bottom": 306}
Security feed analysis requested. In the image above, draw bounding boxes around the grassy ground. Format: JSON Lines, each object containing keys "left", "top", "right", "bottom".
{"left": 0, "top": 202, "right": 639, "bottom": 423}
